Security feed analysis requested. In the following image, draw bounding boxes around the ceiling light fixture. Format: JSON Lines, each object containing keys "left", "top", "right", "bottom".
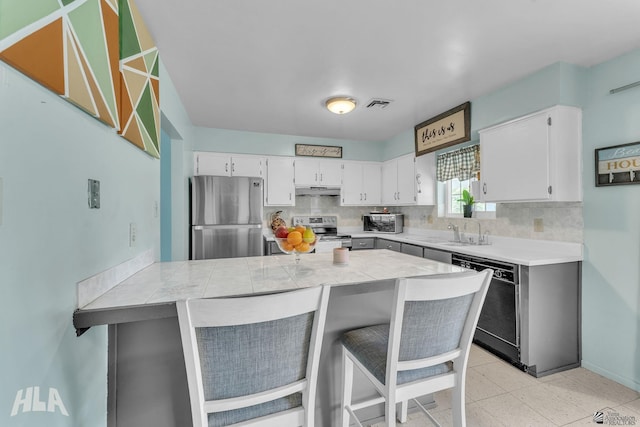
{"left": 325, "top": 97, "right": 357, "bottom": 114}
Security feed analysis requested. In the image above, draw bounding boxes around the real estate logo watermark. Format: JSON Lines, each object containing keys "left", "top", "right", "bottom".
{"left": 10, "top": 387, "right": 69, "bottom": 417}
{"left": 593, "top": 410, "right": 636, "bottom": 425}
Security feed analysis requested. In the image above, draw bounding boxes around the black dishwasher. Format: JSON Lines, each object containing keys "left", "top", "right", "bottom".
{"left": 452, "top": 254, "right": 523, "bottom": 369}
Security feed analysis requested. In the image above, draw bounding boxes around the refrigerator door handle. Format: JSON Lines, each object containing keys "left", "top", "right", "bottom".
{"left": 193, "top": 224, "right": 263, "bottom": 230}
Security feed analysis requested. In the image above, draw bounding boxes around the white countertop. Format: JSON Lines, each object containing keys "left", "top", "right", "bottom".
{"left": 338, "top": 229, "right": 583, "bottom": 266}
{"left": 81, "top": 250, "right": 466, "bottom": 311}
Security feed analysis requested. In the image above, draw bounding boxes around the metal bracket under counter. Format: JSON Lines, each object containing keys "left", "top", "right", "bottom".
{"left": 73, "top": 302, "right": 177, "bottom": 336}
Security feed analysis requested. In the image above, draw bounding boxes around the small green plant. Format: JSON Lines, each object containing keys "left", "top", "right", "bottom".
{"left": 457, "top": 189, "right": 474, "bottom": 206}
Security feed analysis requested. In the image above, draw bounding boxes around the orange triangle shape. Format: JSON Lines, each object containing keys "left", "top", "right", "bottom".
{"left": 0, "top": 18, "right": 65, "bottom": 94}
{"left": 123, "top": 114, "right": 145, "bottom": 150}
{"left": 125, "top": 56, "right": 147, "bottom": 73}
{"left": 103, "top": 0, "right": 121, "bottom": 129}
{"left": 150, "top": 77, "right": 160, "bottom": 106}
{"left": 119, "top": 73, "right": 134, "bottom": 135}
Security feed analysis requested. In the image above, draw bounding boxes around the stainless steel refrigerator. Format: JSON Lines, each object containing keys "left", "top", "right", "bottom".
{"left": 190, "top": 175, "right": 264, "bottom": 260}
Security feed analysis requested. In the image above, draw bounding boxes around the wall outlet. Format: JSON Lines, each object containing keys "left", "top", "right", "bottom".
{"left": 533, "top": 218, "right": 544, "bottom": 232}
{"left": 129, "top": 222, "right": 137, "bottom": 247}
{"left": 88, "top": 179, "right": 100, "bottom": 209}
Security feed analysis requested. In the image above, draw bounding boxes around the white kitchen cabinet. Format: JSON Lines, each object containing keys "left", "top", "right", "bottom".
{"left": 194, "top": 152, "right": 264, "bottom": 177}
{"left": 294, "top": 158, "right": 342, "bottom": 187}
{"left": 414, "top": 151, "right": 436, "bottom": 205}
{"left": 479, "top": 105, "right": 582, "bottom": 202}
{"left": 264, "top": 156, "right": 295, "bottom": 206}
{"left": 382, "top": 154, "right": 416, "bottom": 205}
{"left": 341, "top": 161, "right": 381, "bottom": 206}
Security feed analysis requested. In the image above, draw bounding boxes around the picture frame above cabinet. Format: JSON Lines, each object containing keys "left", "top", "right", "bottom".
{"left": 478, "top": 105, "right": 582, "bottom": 203}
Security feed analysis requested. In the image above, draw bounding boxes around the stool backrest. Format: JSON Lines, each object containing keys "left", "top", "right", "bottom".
{"left": 387, "top": 270, "right": 492, "bottom": 387}
{"left": 177, "top": 285, "right": 330, "bottom": 427}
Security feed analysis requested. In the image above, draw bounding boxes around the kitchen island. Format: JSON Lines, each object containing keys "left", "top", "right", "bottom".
{"left": 74, "top": 250, "right": 466, "bottom": 427}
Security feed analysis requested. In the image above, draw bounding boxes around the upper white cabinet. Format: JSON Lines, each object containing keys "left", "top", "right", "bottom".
{"left": 341, "top": 161, "right": 382, "bottom": 206}
{"left": 479, "top": 105, "right": 582, "bottom": 202}
{"left": 264, "top": 156, "right": 295, "bottom": 206}
{"left": 414, "top": 152, "right": 436, "bottom": 205}
{"left": 294, "top": 158, "right": 342, "bottom": 187}
{"left": 194, "top": 152, "right": 264, "bottom": 177}
{"left": 382, "top": 154, "right": 416, "bottom": 205}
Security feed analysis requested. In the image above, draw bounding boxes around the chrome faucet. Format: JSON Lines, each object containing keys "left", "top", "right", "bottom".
{"left": 447, "top": 223, "right": 460, "bottom": 242}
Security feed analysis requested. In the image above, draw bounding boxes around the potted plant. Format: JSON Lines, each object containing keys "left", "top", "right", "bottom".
{"left": 457, "top": 189, "right": 475, "bottom": 218}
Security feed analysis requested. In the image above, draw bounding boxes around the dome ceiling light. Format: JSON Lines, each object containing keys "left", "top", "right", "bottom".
{"left": 325, "top": 97, "right": 357, "bottom": 114}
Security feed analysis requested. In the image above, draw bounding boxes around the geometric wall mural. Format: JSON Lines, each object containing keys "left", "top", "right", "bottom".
{"left": 119, "top": 0, "right": 160, "bottom": 158}
{"left": 0, "top": 0, "right": 160, "bottom": 158}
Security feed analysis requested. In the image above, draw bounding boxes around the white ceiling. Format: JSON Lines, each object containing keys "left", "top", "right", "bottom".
{"left": 134, "top": 0, "right": 640, "bottom": 142}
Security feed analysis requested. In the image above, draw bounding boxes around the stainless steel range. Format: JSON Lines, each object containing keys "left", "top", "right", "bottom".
{"left": 292, "top": 216, "right": 352, "bottom": 251}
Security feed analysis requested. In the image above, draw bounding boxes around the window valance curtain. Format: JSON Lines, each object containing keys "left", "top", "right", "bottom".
{"left": 436, "top": 145, "right": 480, "bottom": 182}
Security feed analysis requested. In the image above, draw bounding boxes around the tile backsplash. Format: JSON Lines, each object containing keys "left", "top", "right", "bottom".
{"left": 264, "top": 196, "right": 583, "bottom": 243}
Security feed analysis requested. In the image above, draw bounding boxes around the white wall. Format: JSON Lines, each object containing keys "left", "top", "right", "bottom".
{"left": 0, "top": 61, "right": 160, "bottom": 426}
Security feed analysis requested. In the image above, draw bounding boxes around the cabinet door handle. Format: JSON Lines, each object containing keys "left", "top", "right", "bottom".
{"left": 232, "top": 162, "right": 235, "bottom": 173}
{"left": 364, "top": 193, "right": 367, "bottom": 201}
{"left": 360, "top": 193, "right": 363, "bottom": 201}
{"left": 225, "top": 162, "right": 228, "bottom": 173}
{"left": 289, "top": 193, "right": 292, "bottom": 201}
{"left": 358, "top": 242, "right": 366, "bottom": 246}
{"left": 320, "top": 173, "right": 323, "bottom": 182}
{"left": 483, "top": 183, "right": 487, "bottom": 194}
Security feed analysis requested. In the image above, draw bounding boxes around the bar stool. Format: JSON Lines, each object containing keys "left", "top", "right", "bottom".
{"left": 340, "top": 270, "right": 492, "bottom": 427}
{"left": 177, "top": 285, "right": 330, "bottom": 427}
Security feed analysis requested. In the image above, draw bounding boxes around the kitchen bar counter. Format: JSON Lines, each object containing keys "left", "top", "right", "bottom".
{"left": 77, "top": 249, "right": 464, "bottom": 315}
{"left": 75, "top": 250, "right": 465, "bottom": 427}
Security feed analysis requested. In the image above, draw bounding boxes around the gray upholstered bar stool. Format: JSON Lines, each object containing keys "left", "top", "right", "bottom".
{"left": 177, "top": 285, "right": 330, "bottom": 427}
{"left": 340, "top": 270, "right": 492, "bottom": 427}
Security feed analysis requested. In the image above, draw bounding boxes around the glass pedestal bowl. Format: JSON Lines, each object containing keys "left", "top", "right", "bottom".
{"left": 274, "top": 237, "right": 316, "bottom": 263}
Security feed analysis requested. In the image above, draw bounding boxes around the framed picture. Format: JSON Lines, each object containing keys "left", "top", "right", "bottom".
{"left": 595, "top": 141, "right": 640, "bottom": 186}
{"left": 295, "top": 144, "right": 342, "bottom": 158}
{"left": 414, "top": 102, "right": 471, "bottom": 156}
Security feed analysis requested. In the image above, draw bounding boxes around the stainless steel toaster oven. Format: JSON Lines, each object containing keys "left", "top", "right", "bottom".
{"left": 363, "top": 213, "right": 404, "bottom": 233}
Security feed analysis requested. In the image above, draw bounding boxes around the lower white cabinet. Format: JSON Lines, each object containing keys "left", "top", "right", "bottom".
{"left": 264, "top": 157, "right": 295, "bottom": 206}
{"left": 341, "top": 161, "right": 381, "bottom": 206}
{"left": 479, "top": 105, "right": 582, "bottom": 202}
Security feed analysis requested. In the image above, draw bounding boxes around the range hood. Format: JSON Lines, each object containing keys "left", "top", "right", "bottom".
{"left": 295, "top": 186, "right": 341, "bottom": 196}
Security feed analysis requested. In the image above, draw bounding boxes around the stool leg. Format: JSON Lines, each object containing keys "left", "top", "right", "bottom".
{"left": 341, "top": 348, "right": 354, "bottom": 427}
{"left": 398, "top": 400, "right": 408, "bottom": 423}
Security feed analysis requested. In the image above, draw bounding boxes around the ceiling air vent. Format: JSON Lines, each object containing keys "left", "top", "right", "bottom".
{"left": 365, "top": 98, "right": 393, "bottom": 109}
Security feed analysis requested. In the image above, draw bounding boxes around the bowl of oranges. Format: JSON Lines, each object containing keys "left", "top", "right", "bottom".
{"left": 273, "top": 225, "right": 317, "bottom": 260}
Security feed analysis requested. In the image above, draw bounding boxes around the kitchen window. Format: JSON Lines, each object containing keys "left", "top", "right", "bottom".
{"left": 436, "top": 145, "right": 495, "bottom": 218}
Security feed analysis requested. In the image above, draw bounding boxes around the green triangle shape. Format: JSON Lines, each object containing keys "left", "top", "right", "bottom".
{"left": 68, "top": 0, "right": 117, "bottom": 121}
{"left": 136, "top": 83, "right": 158, "bottom": 148}
{"left": 0, "top": 0, "right": 60, "bottom": 40}
{"left": 143, "top": 50, "right": 157, "bottom": 73}
{"left": 119, "top": 0, "right": 141, "bottom": 58}
{"left": 151, "top": 51, "right": 159, "bottom": 78}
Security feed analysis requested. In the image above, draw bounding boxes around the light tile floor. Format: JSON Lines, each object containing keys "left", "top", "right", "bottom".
{"left": 370, "top": 345, "right": 640, "bottom": 426}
